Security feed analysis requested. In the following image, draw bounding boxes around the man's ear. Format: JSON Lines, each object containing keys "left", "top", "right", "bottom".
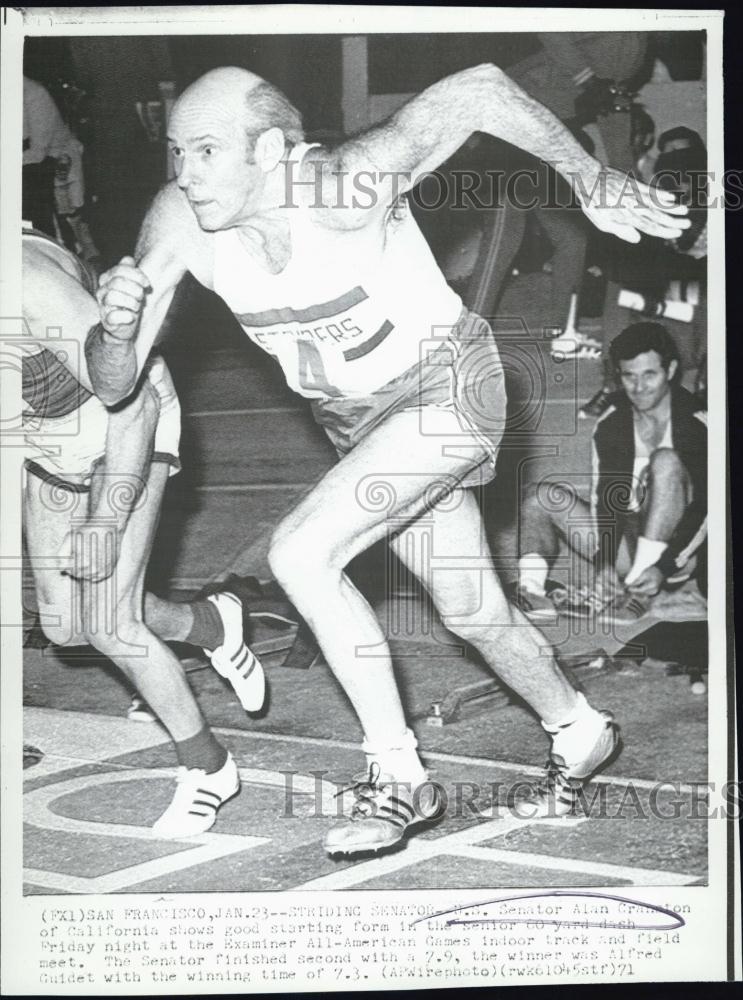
{"left": 667, "top": 359, "right": 678, "bottom": 381}
{"left": 254, "top": 127, "right": 286, "bottom": 172}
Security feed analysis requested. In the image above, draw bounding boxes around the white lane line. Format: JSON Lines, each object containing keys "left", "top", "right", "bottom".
{"left": 448, "top": 845, "right": 698, "bottom": 886}
{"left": 24, "top": 706, "right": 168, "bottom": 763}
{"left": 24, "top": 709, "right": 705, "bottom": 795}
{"left": 294, "top": 810, "right": 698, "bottom": 892}
{"left": 23, "top": 768, "right": 270, "bottom": 894}
{"left": 294, "top": 814, "right": 540, "bottom": 891}
{"left": 295, "top": 838, "right": 443, "bottom": 892}
{"left": 24, "top": 835, "right": 263, "bottom": 895}
{"left": 213, "top": 725, "right": 704, "bottom": 796}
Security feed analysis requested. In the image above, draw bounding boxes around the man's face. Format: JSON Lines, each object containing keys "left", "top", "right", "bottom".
{"left": 618, "top": 350, "right": 677, "bottom": 413}
{"left": 168, "top": 101, "right": 264, "bottom": 231}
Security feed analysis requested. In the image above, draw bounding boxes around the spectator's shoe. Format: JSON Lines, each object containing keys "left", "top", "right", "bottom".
{"left": 511, "top": 583, "right": 561, "bottom": 624}
{"left": 558, "top": 588, "right": 614, "bottom": 620}
{"left": 152, "top": 753, "right": 240, "bottom": 838}
{"left": 205, "top": 593, "right": 266, "bottom": 712}
{"left": 550, "top": 331, "right": 602, "bottom": 361}
{"left": 602, "top": 592, "right": 654, "bottom": 625}
{"left": 324, "top": 764, "right": 443, "bottom": 856}
{"left": 512, "top": 711, "right": 619, "bottom": 818}
{"left": 579, "top": 385, "right": 614, "bottom": 420}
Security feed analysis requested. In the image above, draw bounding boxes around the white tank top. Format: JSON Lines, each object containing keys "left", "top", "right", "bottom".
{"left": 213, "top": 143, "right": 463, "bottom": 399}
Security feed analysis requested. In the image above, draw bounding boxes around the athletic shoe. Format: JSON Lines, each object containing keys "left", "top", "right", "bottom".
{"left": 579, "top": 386, "right": 614, "bottom": 420}
{"left": 602, "top": 592, "right": 654, "bottom": 625}
{"left": 511, "top": 711, "right": 619, "bottom": 818}
{"left": 152, "top": 753, "right": 240, "bottom": 838}
{"left": 205, "top": 593, "right": 266, "bottom": 712}
{"left": 324, "top": 764, "right": 443, "bottom": 856}
{"left": 552, "top": 590, "right": 601, "bottom": 620}
{"left": 510, "top": 583, "right": 561, "bottom": 624}
{"left": 558, "top": 579, "right": 622, "bottom": 619}
{"left": 550, "top": 331, "right": 602, "bottom": 361}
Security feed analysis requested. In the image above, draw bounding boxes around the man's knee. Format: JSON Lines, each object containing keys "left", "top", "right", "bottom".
{"left": 82, "top": 613, "right": 150, "bottom": 659}
{"left": 268, "top": 521, "right": 341, "bottom": 592}
{"left": 436, "top": 579, "right": 514, "bottom": 640}
{"left": 36, "top": 597, "right": 85, "bottom": 647}
{"left": 522, "top": 480, "right": 579, "bottom": 523}
{"left": 649, "top": 447, "right": 686, "bottom": 481}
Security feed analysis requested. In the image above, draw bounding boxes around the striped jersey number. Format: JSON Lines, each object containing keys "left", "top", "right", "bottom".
{"left": 296, "top": 339, "right": 342, "bottom": 397}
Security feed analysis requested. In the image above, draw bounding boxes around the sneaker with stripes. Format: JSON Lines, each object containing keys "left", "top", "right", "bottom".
{"left": 512, "top": 710, "right": 619, "bottom": 819}
{"left": 205, "top": 592, "right": 266, "bottom": 712}
{"left": 324, "top": 763, "right": 443, "bottom": 856}
{"left": 603, "top": 592, "right": 653, "bottom": 624}
{"left": 550, "top": 330, "right": 603, "bottom": 361}
{"left": 152, "top": 753, "right": 240, "bottom": 838}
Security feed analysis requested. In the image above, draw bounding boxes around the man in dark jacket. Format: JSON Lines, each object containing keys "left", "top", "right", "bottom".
{"left": 516, "top": 321, "right": 707, "bottom": 622}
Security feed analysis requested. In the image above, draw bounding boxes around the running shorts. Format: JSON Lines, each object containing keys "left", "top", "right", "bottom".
{"left": 23, "top": 354, "right": 181, "bottom": 492}
{"left": 310, "top": 307, "right": 506, "bottom": 488}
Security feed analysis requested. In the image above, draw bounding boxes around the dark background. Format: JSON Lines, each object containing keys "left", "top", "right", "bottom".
{"left": 23, "top": 30, "right": 706, "bottom": 265}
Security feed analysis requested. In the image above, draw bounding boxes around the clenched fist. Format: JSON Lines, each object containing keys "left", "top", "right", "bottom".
{"left": 96, "top": 256, "right": 151, "bottom": 340}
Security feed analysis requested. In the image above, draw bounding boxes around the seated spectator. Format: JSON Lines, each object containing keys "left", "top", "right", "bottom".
{"left": 515, "top": 322, "right": 707, "bottom": 624}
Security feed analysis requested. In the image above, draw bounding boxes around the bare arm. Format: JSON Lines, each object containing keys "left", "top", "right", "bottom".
{"left": 313, "top": 63, "right": 688, "bottom": 242}
{"left": 91, "top": 182, "right": 209, "bottom": 404}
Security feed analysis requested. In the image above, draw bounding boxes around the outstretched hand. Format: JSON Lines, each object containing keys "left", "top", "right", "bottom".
{"left": 576, "top": 166, "right": 691, "bottom": 244}
{"left": 96, "top": 256, "right": 151, "bottom": 341}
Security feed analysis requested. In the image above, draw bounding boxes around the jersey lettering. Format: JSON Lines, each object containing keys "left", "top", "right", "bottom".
{"left": 297, "top": 339, "right": 342, "bottom": 397}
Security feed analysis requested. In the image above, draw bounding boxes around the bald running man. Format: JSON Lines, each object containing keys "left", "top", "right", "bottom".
{"left": 90, "top": 65, "right": 689, "bottom": 855}
{"left": 22, "top": 228, "right": 265, "bottom": 836}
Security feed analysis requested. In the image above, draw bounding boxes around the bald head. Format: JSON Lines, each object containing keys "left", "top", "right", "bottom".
{"left": 172, "top": 66, "right": 304, "bottom": 155}
{"left": 176, "top": 66, "right": 264, "bottom": 116}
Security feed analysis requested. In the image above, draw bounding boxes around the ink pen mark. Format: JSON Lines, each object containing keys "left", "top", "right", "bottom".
{"left": 412, "top": 890, "right": 686, "bottom": 933}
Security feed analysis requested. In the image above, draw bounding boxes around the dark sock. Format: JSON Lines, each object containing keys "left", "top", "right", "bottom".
{"left": 184, "top": 599, "right": 225, "bottom": 651}
{"left": 174, "top": 726, "right": 228, "bottom": 774}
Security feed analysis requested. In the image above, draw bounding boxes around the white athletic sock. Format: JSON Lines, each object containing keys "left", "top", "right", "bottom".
{"left": 518, "top": 553, "right": 549, "bottom": 596}
{"left": 541, "top": 693, "right": 605, "bottom": 768}
{"left": 362, "top": 729, "right": 428, "bottom": 787}
{"left": 623, "top": 536, "right": 668, "bottom": 587}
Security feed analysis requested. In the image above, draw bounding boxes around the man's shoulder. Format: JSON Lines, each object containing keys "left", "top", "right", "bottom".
{"left": 299, "top": 142, "right": 390, "bottom": 231}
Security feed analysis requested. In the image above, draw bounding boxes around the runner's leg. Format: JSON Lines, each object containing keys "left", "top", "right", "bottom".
{"left": 392, "top": 488, "right": 619, "bottom": 816}
{"left": 268, "top": 410, "right": 580, "bottom": 744}
{"left": 392, "top": 488, "right": 576, "bottom": 719}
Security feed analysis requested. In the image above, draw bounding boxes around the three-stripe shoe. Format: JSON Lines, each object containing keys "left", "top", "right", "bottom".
{"left": 324, "top": 763, "right": 443, "bottom": 856}
{"left": 152, "top": 753, "right": 240, "bottom": 838}
{"left": 205, "top": 592, "right": 266, "bottom": 712}
{"left": 511, "top": 710, "right": 620, "bottom": 819}
{"left": 602, "top": 592, "right": 653, "bottom": 625}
